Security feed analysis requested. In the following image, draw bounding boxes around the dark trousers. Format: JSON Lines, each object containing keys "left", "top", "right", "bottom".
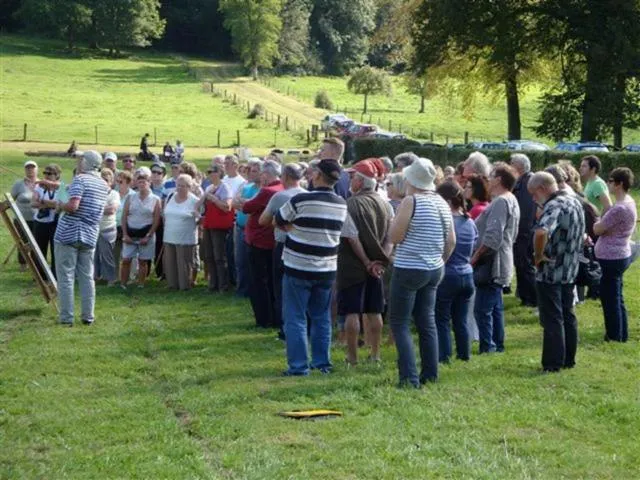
{"left": 514, "top": 237, "right": 537, "bottom": 306}
{"left": 536, "top": 282, "right": 578, "bottom": 371}
{"left": 248, "top": 245, "right": 276, "bottom": 328}
{"left": 598, "top": 257, "right": 631, "bottom": 342}
{"left": 33, "top": 219, "right": 57, "bottom": 279}
{"left": 272, "top": 242, "right": 285, "bottom": 333}
{"left": 226, "top": 229, "right": 236, "bottom": 285}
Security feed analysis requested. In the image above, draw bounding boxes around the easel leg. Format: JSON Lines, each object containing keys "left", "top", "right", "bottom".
{"left": 3, "top": 245, "right": 17, "bottom": 265}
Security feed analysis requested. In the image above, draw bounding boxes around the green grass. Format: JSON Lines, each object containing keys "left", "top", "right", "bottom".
{"left": 261, "top": 75, "right": 640, "bottom": 146}
{"left": 1, "top": 150, "right": 639, "bottom": 478}
{"left": 0, "top": 35, "right": 303, "bottom": 149}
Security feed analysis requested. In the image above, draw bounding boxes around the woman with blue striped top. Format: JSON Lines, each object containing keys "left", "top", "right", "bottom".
{"left": 388, "top": 158, "right": 456, "bottom": 388}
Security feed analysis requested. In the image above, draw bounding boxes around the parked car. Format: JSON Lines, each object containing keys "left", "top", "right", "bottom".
{"left": 505, "top": 140, "right": 550, "bottom": 151}
{"left": 321, "top": 114, "right": 350, "bottom": 131}
{"left": 467, "top": 141, "right": 507, "bottom": 150}
{"left": 332, "top": 120, "right": 356, "bottom": 135}
{"left": 372, "top": 131, "right": 407, "bottom": 140}
{"left": 554, "top": 141, "right": 610, "bottom": 153}
{"left": 421, "top": 142, "right": 443, "bottom": 148}
{"left": 344, "top": 124, "right": 379, "bottom": 138}
{"left": 623, "top": 144, "right": 640, "bottom": 152}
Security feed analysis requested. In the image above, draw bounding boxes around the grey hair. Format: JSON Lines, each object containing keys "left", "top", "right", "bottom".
{"left": 544, "top": 164, "right": 568, "bottom": 185}
{"left": 261, "top": 159, "right": 282, "bottom": 177}
{"left": 248, "top": 158, "right": 263, "bottom": 168}
{"left": 528, "top": 171, "right": 557, "bottom": 191}
{"left": 394, "top": 152, "right": 418, "bottom": 169}
{"left": 356, "top": 172, "right": 377, "bottom": 190}
{"left": 511, "top": 153, "right": 531, "bottom": 173}
{"left": 135, "top": 166, "right": 152, "bottom": 179}
{"left": 388, "top": 172, "right": 406, "bottom": 197}
{"left": 224, "top": 154, "right": 239, "bottom": 165}
{"left": 283, "top": 163, "right": 303, "bottom": 181}
{"left": 381, "top": 156, "right": 394, "bottom": 172}
{"left": 464, "top": 151, "right": 491, "bottom": 177}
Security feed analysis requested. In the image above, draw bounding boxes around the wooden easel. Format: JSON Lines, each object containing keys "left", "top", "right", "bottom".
{"left": 0, "top": 193, "right": 58, "bottom": 310}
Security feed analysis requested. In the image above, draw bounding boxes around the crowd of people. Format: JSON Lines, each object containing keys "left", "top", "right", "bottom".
{"left": 10, "top": 138, "right": 638, "bottom": 385}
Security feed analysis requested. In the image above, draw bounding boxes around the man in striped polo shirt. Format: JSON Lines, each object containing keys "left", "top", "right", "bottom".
{"left": 275, "top": 159, "right": 349, "bottom": 376}
{"left": 54, "top": 150, "right": 109, "bottom": 326}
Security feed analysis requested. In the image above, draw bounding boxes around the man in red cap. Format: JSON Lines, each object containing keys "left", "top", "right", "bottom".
{"left": 338, "top": 160, "right": 394, "bottom": 365}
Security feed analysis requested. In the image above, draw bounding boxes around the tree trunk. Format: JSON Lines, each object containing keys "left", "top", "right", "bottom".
{"left": 419, "top": 94, "right": 425, "bottom": 113}
{"left": 363, "top": 93, "right": 368, "bottom": 114}
{"left": 612, "top": 74, "right": 626, "bottom": 149}
{"left": 505, "top": 72, "right": 521, "bottom": 140}
{"left": 251, "top": 64, "right": 258, "bottom": 81}
{"left": 581, "top": 57, "right": 601, "bottom": 142}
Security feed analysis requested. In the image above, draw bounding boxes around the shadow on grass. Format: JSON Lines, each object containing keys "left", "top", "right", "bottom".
{"left": 0, "top": 307, "right": 44, "bottom": 321}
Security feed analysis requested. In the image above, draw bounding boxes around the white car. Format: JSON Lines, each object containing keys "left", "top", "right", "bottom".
{"left": 506, "top": 140, "right": 550, "bottom": 151}
{"left": 321, "top": 114, "right": 350, "bottom": 131}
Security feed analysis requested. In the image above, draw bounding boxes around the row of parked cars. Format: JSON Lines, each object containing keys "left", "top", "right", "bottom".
{"left": 321, "top": 114, "right": 640, "bottom": 153}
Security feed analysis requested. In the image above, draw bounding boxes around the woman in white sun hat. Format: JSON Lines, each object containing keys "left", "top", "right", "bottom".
{"left": 388, "top": 157, "right": 456, "bottom": 388}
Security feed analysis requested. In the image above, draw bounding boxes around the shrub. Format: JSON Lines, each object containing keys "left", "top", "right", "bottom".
{"left": 351, "top": 138, "right": 640, "bottom": 185}
{"left": 314, "top": 90, "right": 333, "bottom": 110}
{"left": 248, "top": 103, "right": 265, "bottom": 119}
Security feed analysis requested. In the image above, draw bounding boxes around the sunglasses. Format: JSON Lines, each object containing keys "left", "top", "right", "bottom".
{"left": 207, "top": 169, "right": 220, "bottom": 174}
{"left": 44, "top": 171, "right": 55, "bottom": 175}
{"left": 124, "top": 159, "right": 135, "bottom": 164}
{"left": 152, "top": 170, "right": 163, "bottom": 174}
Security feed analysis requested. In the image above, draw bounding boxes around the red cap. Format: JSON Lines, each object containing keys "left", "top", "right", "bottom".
{"left": 347, "top": 160, "right": 377, "bottom": 179}
{"left": 366, "top": 157, "right": 387, "bottom": 177}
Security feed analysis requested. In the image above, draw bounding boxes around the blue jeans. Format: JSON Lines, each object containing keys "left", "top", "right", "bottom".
{"left": 283, "top": 274, "right": 334, "bottom": 375}
{"left": 598, "top": 256, "right": 631, "bottom": 342}
{"left": 474, "top": 284, "right": 505, "bottom": 353}
{"left": 234, "top": 225, "right": 250, "bottom": 297}
{"left": 435, "top": 272, "right": 474, "bottom": 362}
{"left": 54, "top": 241, "right": 96, "bottom": 325}
{"left": 389, "top": 266, "right": 444, "bottom": 387}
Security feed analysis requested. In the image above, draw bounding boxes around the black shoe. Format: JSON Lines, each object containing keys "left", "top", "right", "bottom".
{"left": 81, "top": 320, "right": 93, "bottom": 326}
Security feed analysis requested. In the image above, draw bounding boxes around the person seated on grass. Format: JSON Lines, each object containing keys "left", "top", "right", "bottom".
{"left": 139, "top": 133, "right": 152, "bottom": 161}
{"left": 67, "top": 140, "right": 77, "bottom": 156}
{"left": 175, "top": 140, "right": 185, "bottom": 160}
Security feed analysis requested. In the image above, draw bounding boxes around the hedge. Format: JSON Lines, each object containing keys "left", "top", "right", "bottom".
{"left": 349, "top": 138, "right": 640, "bottom": 185}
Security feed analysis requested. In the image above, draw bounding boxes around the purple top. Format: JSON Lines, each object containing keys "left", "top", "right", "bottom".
{"left": 594, "top": 199, "right": 637, "bottom": 260}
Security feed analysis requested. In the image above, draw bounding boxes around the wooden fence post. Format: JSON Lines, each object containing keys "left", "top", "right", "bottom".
{"left": 236, "top": 130, "right": 240, "bottom": 146}
{"left": 430, "top": 132, "right": 434, "bottom": 142}
{"left": 217, "top": 130, "right": 221, "bottom": 148}
{"left": 154, "top": 127, "right": 157, "bottom": 146}
{"left": 95, "top": 125, "right": 98, "bottom": 144}
{"left": 388, "top": 120, "right": 392, "bottom": 131}
{"left": 23, "top": 123, "right": 27, "bottom": 141}
{"left": 285, "top": 117, "right": 289, "bottom": 131}
{"left": 278, "top": 115, "right": 281, "bottom": 128}
{"left": 464, "top": 131, "right": 469, "bottom": 144}
{"left": 307, "top": 129, "right": 311, "bottom": 145}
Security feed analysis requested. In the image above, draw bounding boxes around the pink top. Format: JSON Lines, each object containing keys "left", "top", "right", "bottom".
{"left": 469, "top": 201, "right": 489, "bottom": 221}
{"left": 594, "top": 198, "right": 637, "bottom": 260}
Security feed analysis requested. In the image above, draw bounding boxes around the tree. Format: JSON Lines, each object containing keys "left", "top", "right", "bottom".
{"left": 347, "top": 66, "right": 392, "bottom": 113}
{"left": 219, "top": 0, "right": 283, "bottom": 80}
{"left": 275, "top": 0, "right": 312, "bottom": 72}
{"left": 369, "top": 0, "right": 420, "bottom": 70}
{"left": 91, "top": 0, "right": 165, "bottom": 55}
{"left": 535, "top": 0, "right": 640, "bottom": 146}
{"left": 310, "top": 0, "right": 377, "bottom": 75}
{"left": 17, "top": 0, "right": 92, "bottom": 50}
{"left": 412, "top": 0, "right": 538, "bottom": 140}
{"left": 157, "top": 0, "right": 233, "bottom": 57}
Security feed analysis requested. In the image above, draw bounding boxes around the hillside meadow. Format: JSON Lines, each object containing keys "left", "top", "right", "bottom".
{"left": 0, "top": 36, "right": 302, "bottom": 150}
{"left": 0, "top": 149, "right": 639, "bottom": 478}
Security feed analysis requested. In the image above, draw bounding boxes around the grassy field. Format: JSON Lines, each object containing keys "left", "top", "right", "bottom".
{"left": 262, "top": 75, "right": 640, "bottom": 146}
{"left": 0, "top": 35, "right": 303, "bottom": 149}
{"left": 1, "top": 150, "right": 639, "bottom": 478}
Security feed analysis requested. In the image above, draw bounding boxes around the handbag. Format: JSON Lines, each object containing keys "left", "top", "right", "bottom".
{"left": 473, "top": 251, "right": 496, "bottom": 287}
{"left": 576, "top": 245, "right": 601, "bottom": 287}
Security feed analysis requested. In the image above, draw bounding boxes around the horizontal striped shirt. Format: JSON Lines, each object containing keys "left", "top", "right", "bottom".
{"left": 394, "top": 193, "right": 452, "bottom": 271}
{"left": 275, "top": 187, "right": 347, "bottom": 280}
{"left": 55, "top": 173, "right": 109, "bottom": 247}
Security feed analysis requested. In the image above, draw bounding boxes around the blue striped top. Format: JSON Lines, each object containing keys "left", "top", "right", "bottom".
{"left": 275, "top": 188, "right": 347, "bottom": 280}
{"left": 54, "top": 173, "right": 109, "bottom": 247}
{"left": 394, "top": 193, "right": 452, "bottom": 271}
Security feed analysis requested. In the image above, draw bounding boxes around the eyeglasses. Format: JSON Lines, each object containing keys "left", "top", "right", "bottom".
{"left": 207, "top": 169, "right": 219, "bottom": 174}
{"left": 44, "top": 171, "right": 55, "bottom": 175}
{"left": 152, "top": 170, "right": 163, "bottom": 174}
{"left": 124, "top": 159, "right": 135, "bottom": 164}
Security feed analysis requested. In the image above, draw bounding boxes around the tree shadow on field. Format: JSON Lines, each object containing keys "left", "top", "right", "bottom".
{"left": 0, "top": 307, "right": 44, "bottom": 321}
{"left": 93, "top": 65, "right": 196, "bottom": 85}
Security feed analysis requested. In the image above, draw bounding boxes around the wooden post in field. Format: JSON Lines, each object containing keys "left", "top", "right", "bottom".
{"left": 23, "top": 123, "right": 27, "bottom": 141}
{"left": 233, "top": 93, "right": 237, "bottom": 104}
{"left": 210, "top": 81, "right": 214, "bottom": 92}
{"left": 388, "top": 120, "right": 392, "bottom": 130}
{"left": 154, "top": 128, "right": 157, "bottom": 146}
{"left": 95, "top": 126, "right": 98, "bottom": 144}
{"left": 464, "top": 131, "right": 469, "bottom": 144}
{"left": 430, "top": 132, "right": 434, "bottom": 142}
{"left": 411, "top": 128, "right": 414, "bottom": 136}
{"left": 274, "top": 128, "right": 277, "bottom": 148}
{"left": 278, "top": 115, "right": 281, "bottom": 127}
{"left": 236, "top": 130, "right": 240, "bottom": 146}
{"left": 399, "top": 124, "right": 402, "bottom": 134}
{"left": 285, "top": 117, "right": 289, "bottom": 131}
{"left": 446, "top": 135, "right": 449, "bottom": 144}
{"left": 247, "top": 102, "right": 251, "bottom": 114}
{"left": 217, "top": 130, "right": 221, "bottom": 148}
{"left": 360, "top": 112, "right": 364, "bottom": 122}
{"left": 307, "top": 129, "right": 311, "bottom": 145}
